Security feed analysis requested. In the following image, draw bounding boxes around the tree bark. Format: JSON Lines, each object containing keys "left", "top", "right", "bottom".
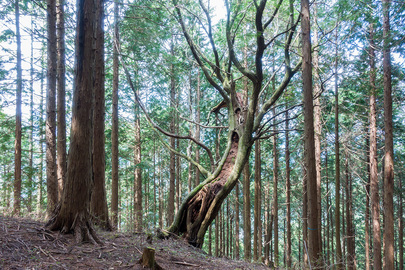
{"left": 134, "top": 92, "right": 142, "bottom": 232}
{"left": 345, "top": 153, "right": 356, "bottom": 269}
{"left": 334, "top": 25, "right": 343, "bottom": 270}
{"left": 91, "top": 0, "right": 110, "bottom": 230}
{"left": 243, "top": 161, "right": 251, "bottom": 261}
{"left": 285, "top": 108, "right": 292, "bottom": 268}
{"left": 369, "top": 20, "right": 382, "bottom": 270}
{"left": 111, "top": 0, "right": 120, "bottom": 230}
{"left": 234, "top": 183, "right": 240, "bottom": 259}
{"left": 28, "top": 14, "right": 35, "bottom": 213}
{"left": 272, "top": 117, "right": 279, "bottom": 266}
{"left": 46, "top": 0, "right": 101, "bottom": 244}
{"left": 365, "top": 133, "right": 371, "bottom": 270}
{"left": 382, "top": 1, "right": 394, "bottom": 268}
{"left": 56, "top": 0, "right": 67, "bottom": 200}
{"left": 399, "top": 178, "right": 403, "bottom": 270}
{"left": 253, "top": 139, "right": 262, "bottom": 262}
{"left": 13, "top": 0, "right": 22, "bottom": 217}
{"left": 46, "top": 0, "right": 58, "bottom": 217}
{"left": 301, "top": 0, "right": 321, "bottom": 265}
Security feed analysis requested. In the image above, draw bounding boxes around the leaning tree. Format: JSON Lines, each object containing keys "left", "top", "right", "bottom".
{"left": 122, "top": 0, "right": 301, "bottom": 248}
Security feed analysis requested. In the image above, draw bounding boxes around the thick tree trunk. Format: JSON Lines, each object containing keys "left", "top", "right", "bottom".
{"left": 382, "top": 1, "right": 394, "bottom": 268}
{"left": 91, "top": 0, "right": 110, "bottom": 231}
{"left": 301, "top": 0, "right": 321, "bottom": 265}
{"left": 56, "top": 0, "right": 67, "bottom": 200}
{"left": 46, "top": 0, "right": 58, "bottom": 217}
{"left": 46, "top": 0, "right": 100, "bottom": 244}
{"left": 111, "top": 0, "right": 120, "bottom": 230}
{"left": 13, "top": 0, "right": 22, "bottom": 217}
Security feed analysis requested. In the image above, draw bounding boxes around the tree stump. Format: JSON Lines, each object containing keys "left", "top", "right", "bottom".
{"left": 138, "top": 247, "right": 162, "bottom": 270}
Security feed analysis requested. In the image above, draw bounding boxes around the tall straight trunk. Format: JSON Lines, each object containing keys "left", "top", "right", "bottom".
{"left": 345, "top": 153, "right": 356, "bottom": 269}
{"left": 285, "top": 109, "right": 292, "bottom": 268}
{"left": 399, "top": 178, "right": 403, "bottom": 270}
{"left": 134, "top": 99, "right": 142, "bottom": 232}
{"left": 91, "top": 0, "right": 110, "bottom": 230}
{"left": 111, "top": 0, "right": 120, "bottom": 229}
{"left": 56, "top": 0, "right": 67, "bottom": 200}
{"left": 382, "top": 1, "right": 394, "bottom": 268}
{"left": 301, "top": 0, "right": 321, "bottom": 265}
{"left": 234, "top": 183, "right": 240, "bottom": 259}
{"left": 215, "top": 215, "right": 219, "bottom": 257}
{"left": 264, "top": 185, "right": 271, "bottom": 265}
{"left": 325, "top": 147, "right": 331, "bottom": 265}
{"left": 175, "top": 131, "right": 181, "bottom": 213}
{"left": 302, "top": 166, "right": 308, "bottom": 266}
{"left": 369, "top": 21, "right": 382, "bottom": 270}
{"left": 158, "top": 151, "right": 164, "bottom": 228}
{"left": 167, "top": 40, "right": 176, "bottom": 226}
{"left": 243, "top": 162, "right": 251, "bottom": 262}
{"left": 253, "top": 139, "right": 262, "bottom": 261}
{"left": 13, "top": 0, "right": 22, "bottom": 216}
{"left": 47, "top": 0, "right": 101, "bottom": 244}
{"left": 334, "top": 26, "right": 343, "bottom": 269}
{"left": 28, "top": 14, "right": 34, "bottom": 213}
{"left": 37, "top": 51, "right": 46, "bottom": 214}
{"left": 313, "top": 2, "right": 322, "bottom": 253}
{"left": 272, "top": 127, "right": 279, "bottom": 266}
{"left": 365, "top": 134, "right": 371, "bottom": 270}
{"left": 46, "top": 0, "right": 58, "bottom": 217}
{"left": 195, "top": 69, "right": 201, "bottom": 187}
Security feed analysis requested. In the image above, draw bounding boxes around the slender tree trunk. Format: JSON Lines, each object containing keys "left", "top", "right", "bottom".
{"left": 215, "top": 215, "right": 219, "bottom": 257}
{"left": 234, "top": 183, "right": 240, "bottom": 259}
{"left": 285, "top": 109, "right": 292, "bottom": 268}
{"left": 56, "top": 0, "right": 67, "bottom": 200}
{"left": 313, "top": 1, "right": 323, "bottom": 253}
{"left": 134, "top": 93, "right": 142, "bottom": 232}
{"left": 91, "top": 0, "right": 110, "bottom": 230}
{"left": 303, "top": 166, "right": 308, "bottom": 266}
{"left": 272, "top": 127, "right": 279, "bottom": 266}
{"left": 167, "top": 39, "right": 176, "bottom": 226}
{"left": 46, "top": 0, "right": 58, "bottom": 217}
{"left": 345, "top": 153, "right": 356, "bottom": 269}
{"left": 325, "top": 148, "right": 331, "bottom": 265}
{"left": 369, "top": 21, "right": 382, "bottom": 270}
{"left": 365, "top": 133, "right": 371, "bottom": 270}
{"left": 13, "top": 0, "right": 22, "bottom": 217}
{"left": 253, "top": 139, "right": 262, "bottom": 262}
{"left": 195, "top": 69, "right": 201, "bottom": 187}
{"left": 28, "top": 14, "right": 35, "bottom": 213}
{"left": 382, "top": 1, "right": 394, "bottom": 268}
{"left": 37, "top": 52, "right": 46, "bottom": 215}
{"left": 46, "top": 0, "right": 101, "bottom": 244}
{"left": 243, "top": 162, "right": 251, "bottom": 261}
{"left": 111, "top": 0, "right": 120, "bottom": 230}
{"left": 301, "top": 0, "right": 321, "bottom": 265}
{"left": 334, "top": 26, "right": 343, "bottom": 269}
{"left": 399, "top": 178, "right": 403, "bottom": 270}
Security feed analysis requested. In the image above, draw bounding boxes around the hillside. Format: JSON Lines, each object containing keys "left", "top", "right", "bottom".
{"left": 0, "top": 215, "right": 269, "bottom": 269}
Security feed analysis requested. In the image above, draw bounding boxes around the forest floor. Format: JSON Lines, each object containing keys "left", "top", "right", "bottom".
{"left": 0, "top": 214, "right": 270, "bottom": 269}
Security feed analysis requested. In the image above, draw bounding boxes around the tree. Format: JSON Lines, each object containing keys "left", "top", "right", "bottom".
{"left": 285, "top": 108, "right": 292, "bottom": 267}
{"left": 91, "top": 0, "right": 110, "bottom": 230}
{"left": 13, "top": 0, "right": 22, "bottom": 217}
{"left": 253, "top": 139, "right": 261, "bottom": 262}
{"left": 382, "top": 0, "right": 394, "bottom": 268}
{"left": 56, "top": 0, "right": 66, "bottom": 200}
{"left": 111, "top": 0, "right": 120, "bottom": 229}
{"left": 46, "top": 0, "right": 101, "bottom": 244}
{"left": 150, "top": 0, "right": 302, "bottom": 249}
{"left": 46, "top": 0, "right": 58, "bottom": 217}
{"left": 301, "top": 0, "right": 322, "bottom": 265}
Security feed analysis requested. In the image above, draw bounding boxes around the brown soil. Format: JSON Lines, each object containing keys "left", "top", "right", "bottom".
{"left": 0, "top": 215, "right": 269, "bottom": 269}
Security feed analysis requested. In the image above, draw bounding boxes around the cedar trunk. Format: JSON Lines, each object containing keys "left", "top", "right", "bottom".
{"left": 253, "top": 140, "right": 262, "bottom": 262}
{"left": 47, "top": 0, "right": 100, "bottom": 244}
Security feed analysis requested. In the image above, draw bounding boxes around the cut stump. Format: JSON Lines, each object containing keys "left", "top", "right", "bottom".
{"left": 138, "top": 247, "right": 163, "bottom": 270}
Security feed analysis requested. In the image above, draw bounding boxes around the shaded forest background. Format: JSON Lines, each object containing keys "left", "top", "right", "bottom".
{"left": 0, "top": 0, "right": 404, "bottom": 268}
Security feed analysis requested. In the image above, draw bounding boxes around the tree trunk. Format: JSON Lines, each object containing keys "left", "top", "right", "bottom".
{"left": 91, "top": 0, "right": 110, "bottom": 231}
{"left": 111, "top": 0, "right": 120, "bottom": 230}
{"left": 46, "top": 0, "right": 100, "bottom": 244}
{"left": 56, "top": 0, "right": 67, "bottom": 200}
{"left": 13, "top": 0, "right": 22, "bottom": 217}
{"left": 382, "top": 1, "right": 394, "bottom": 268}
{"left": 399, "top": 178, "right": 403, "bottom": 270}
{"left": 345, "top": 153, "right": 356, "bottom": 269}
{"left": 301, "top": 0, "right": 321, "bottom": 265}
{"left": 365, "top": 133, "right": 371, "bottom": 270}
{"left": 37, "top": 53, "right": 46, "bottom": 215}
{"left": 234, "top": 183, "right": 240, "bottom": 259}
{"left": 46, "top": 0, "right": 58, "bottom": 217}
{"left": 243, "top": 161, "right": 252, "bottom": 261}
{"left": 195, "top": 68, "right": 201, "bottom": 187}
{"left": 272, "top": 118, "right": 279, "bottom": 266}
{"left": 285, "top": 109, "right": 292, "bottom": 268}
{"left": 134, "top": 96, "right": 142, "bottom": 232}
{"left": 28, "top": 15, "right": 34, "bottom": 213}
{"left": 334, "top": 25, "right": 343, "bottom": 269}
{"left": 167, "top": 39, "right": 176, "bottom": 226}
{"left": 369, "top": 21, "right": 382, "bottom": 270}
{"left": 253, "top": 139, "right": 262, "bottom": 262}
